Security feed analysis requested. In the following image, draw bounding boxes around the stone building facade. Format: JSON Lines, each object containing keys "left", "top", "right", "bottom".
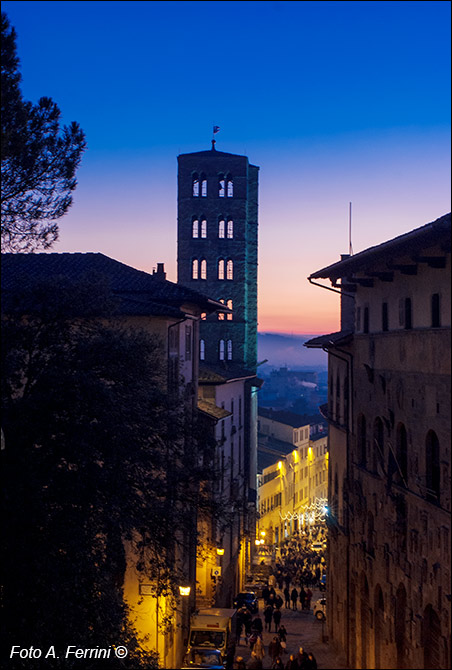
{"left": 177, "top": 144, "right": 260, "bottom": 607}
{"left": 306, "top": 213, "right": 451, "bottom": 669}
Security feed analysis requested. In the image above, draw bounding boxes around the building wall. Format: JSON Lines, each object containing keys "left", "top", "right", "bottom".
{"left": 325, "top": 237, "right": 451, "bottom": 669}
{"left": 257, "top": 433, "right": 328, "bottom": 545}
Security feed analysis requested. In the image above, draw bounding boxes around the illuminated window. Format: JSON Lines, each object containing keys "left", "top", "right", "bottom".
{"left": 219, "top": 339, "right": 225, "bottom": 361}
{"left": 200, "top": 259, "right": 207, "bottom": 280}
{"left": 218, "top": 174, "right": 225, "bottom": 197}
{"left": 227, "top": 175, "right": 233, "bottom": 197}
{"left": 227, "top": 299, "right": 233, "bottom": 320}
{"left": 227, "top": 219, "right": 233, "bottom": 239}
{"left": 192, "top": 259, "right": 198, "bottom": 279}
{"left": 200, "top": 313, "right": 207, "bottom": 320}
{"left": 218, "top": 259, "right": 225, "bottom": 280}
{"left": 192, "top": 218, "right": 199, "bottom": 238}
{"left": 192, "top": 173, "right": 199, "bottom": 197}
{"left": 218, "top": 219, "right": 225, "bottom": 238}
{"left": 227, "top": 339, "right": 232, "bottom": 360}
{"left": 199, "top": 339, "right": 205, "bottom": 360}
{"left": 218, "top": 299, "right": 225, "bottom": 320}
{"left": 200, "top": 219, "right": 207, "bottom": 238}
{"left": 226, "top": 260, "right": 233, "bottom": 280}
{"left": 201, "top": 173, "right": 207, "bottom": 197}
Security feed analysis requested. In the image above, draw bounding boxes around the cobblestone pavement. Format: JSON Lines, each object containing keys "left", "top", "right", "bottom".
{"left": 234, "top": 588, "right": 349, "bottom": 669}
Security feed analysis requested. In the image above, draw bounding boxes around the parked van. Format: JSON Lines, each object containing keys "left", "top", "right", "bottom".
{"left": 187, "top": 608, "right": 237, "bottom": 656}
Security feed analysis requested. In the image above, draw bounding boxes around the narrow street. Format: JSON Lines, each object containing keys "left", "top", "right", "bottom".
{"left": 235, "top": 586, "right": 349, "bottom": 669}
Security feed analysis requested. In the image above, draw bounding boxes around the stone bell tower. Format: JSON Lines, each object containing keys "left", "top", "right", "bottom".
{"left": 177, "top": 142, "right": 259, "bottom": 372}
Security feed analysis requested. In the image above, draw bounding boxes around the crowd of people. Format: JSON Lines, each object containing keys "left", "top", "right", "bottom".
{"left": 275, "top": 526, "right": 327, "bottom": 590}
{"left": 231, "top": 525, "right": 327, "bottom": 669}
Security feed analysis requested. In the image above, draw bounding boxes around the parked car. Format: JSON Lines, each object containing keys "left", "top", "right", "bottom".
{"left": 244, "top": 583, "right": 264, "bottom": 598}
{"left": 182, "top": 647, "right": 225, "bottom": 669}
{"left": 313, "top": 597, "right": 326, "bottom": 621}
{"left": 233, "top": 591, "right": 259, "bottom": 613}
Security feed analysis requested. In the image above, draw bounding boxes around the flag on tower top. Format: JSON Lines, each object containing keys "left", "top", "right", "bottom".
{"left": 213, "top": 126, "right": 220, "bottom": 134}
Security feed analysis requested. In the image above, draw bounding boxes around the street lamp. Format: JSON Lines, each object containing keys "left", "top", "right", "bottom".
{"left": 179, "top": 586, "right": 191, "bottom": 597}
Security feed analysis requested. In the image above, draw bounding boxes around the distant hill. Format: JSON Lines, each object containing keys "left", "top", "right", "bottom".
{"left": 257, "top": 332, "right": 327, "bottom": 372}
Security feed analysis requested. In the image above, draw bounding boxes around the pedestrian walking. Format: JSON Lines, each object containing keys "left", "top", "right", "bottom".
{"left": 262, "top": 585, "right": 270, "bottom": 604}
{"left": 268, "top": 636, "right": 282, "bottom": 664}
{"left": 290, "top": 587, "right": 298, "bottom": 611}
{"left": 305, "top": 588, "right": 313, "bottom": 611}
{"left": 306, "top": 652, "right": 317, "bottom": 670}
{"left": 271, "top": 658, "right": 284, "bottom": 670}
{"left": 251, "top": 616, "right": 263, "bottom": 635}
{"left": 264, "top": 604, "right": 274, "bottom": 632}
{"left": 275, "top": 594, "right": 283, "bottom": 609}
{"left": 283, "top": 586, "right": 290, "bottom": 608}
{"left": 277, "top": 624, "right": 287, "bottom": 643}
{"left": 234, "top": 656, "right": 247, "bottom": 670}
{"left": 253, "top": 636, "right": 265, "bottom": 663}
{"left": 272, "top": 607, "right": 282, "bottom": 632}
{"left": 284, "top": 654, "right": 299, "bottom": 670}
{"left": 296, "top": 646, "right": 309, "bottom": 670}
{"left": 299, "top": 586, "right": 306, "bottom": 610}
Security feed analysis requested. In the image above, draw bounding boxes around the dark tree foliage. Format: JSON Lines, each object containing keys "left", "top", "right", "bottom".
{"left": 0, "top": 278, "right": 218, "bottom": 668}
{"left": 1, "top": 13, "right": 86, "bottom": 252}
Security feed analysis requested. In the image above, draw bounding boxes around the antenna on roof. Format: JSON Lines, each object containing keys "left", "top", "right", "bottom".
{"left": 349, "top": 202, "right": 354, "bottom": 256}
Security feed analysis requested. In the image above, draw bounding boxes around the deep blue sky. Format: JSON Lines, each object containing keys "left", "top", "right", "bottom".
{"left": 3, "top": 1, "right": 451, "bottom": 332}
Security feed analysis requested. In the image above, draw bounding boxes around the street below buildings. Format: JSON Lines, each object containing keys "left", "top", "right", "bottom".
{"left": 235, "top": 587, "right": 349, "bottom": 669}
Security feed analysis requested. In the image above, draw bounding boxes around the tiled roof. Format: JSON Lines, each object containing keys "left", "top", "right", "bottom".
{"left": 304, "top": 331, "right": 353, "bottom": 348}
{"left": 1, "top": 253, "right": 225, "bottom": 317}
{"left": 199, "top": 363, "right": 258, "bottom": 384}
{"left": 197, "top": 399, "right": 232, "bottom": 421}
{"left": 309, "top": 213, "right": 450, "bottom": 281}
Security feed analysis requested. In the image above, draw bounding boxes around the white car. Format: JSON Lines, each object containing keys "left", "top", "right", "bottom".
{"left": 313, "top": 597, "right": 326, "bottom": 621}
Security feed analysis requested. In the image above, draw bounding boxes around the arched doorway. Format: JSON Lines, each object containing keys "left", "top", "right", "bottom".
{"left": 423, "top": 604, "right": 441, "bottom": 669}
{"left": 395, "top": 583, "right": 407, "bottom": 668}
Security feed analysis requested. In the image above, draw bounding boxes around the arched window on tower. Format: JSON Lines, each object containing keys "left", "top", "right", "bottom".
{"left": 192, "top": 218, "right": 199, "bottom": 238}
{"left": 219, "top": 339, "right": 225, "bottom": 361}
{"left": 200, "top": 219, "right": 207, "bottom": 238}
{"left": 201, "top": 173, "right": 207, "bottom": 197}
{"left": 192, "top": 173, "right": 199, "bottom": 197}
{"left": 226, "top": 260, "right": 233, "bottom": 280}
{"left": 218, "top": 259, "right": 225, "bottom": 280}
{"left": 227, "top": 299, "right": 233, "bottom": 320}
{"left": 425, "top": 430, "right": 440, "bottom": 503}
{"left": 199, "top": 339, "right": 205, "bottom": 361}
{"left": 192, "top": 259, "right": 199, "bottom": 280}
{"left": 218, "top": 174, "right": 225, "bottom": 197}
{"left": 227, "top": 339, "right": 233, "bottom": 360}
{"left": 227, "top": 219, "right": 234, "bottom": 239}
{"left": 218, "top": 219, "right": 225, "bottom": 238}
{"left": 227, "top": 175, "right": 233, "bottom": 197}
{"left": 218, "top": 299, "right": 225, "bottom": 320}
{"left": 200, "top": 259, "right": 207, "bottom": 280}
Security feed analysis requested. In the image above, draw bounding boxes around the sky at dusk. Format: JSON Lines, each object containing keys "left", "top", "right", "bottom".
{"left": 3, "top": 0, "right": 451, "bottom": 334}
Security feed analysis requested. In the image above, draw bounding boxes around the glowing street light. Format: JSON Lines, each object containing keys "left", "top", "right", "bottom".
{"left": 216, "top": 547, "right": 225, "bottom": 556}
{"left": 179, "top": 586, "right": 191, "bottom": 597}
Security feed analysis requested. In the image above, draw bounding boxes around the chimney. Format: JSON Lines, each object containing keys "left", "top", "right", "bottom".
{"left": 153, "top": 263, "right": 166, "bottom": 281}
{"left": 339, "top": 254, "right": 355, "bottom": 332}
